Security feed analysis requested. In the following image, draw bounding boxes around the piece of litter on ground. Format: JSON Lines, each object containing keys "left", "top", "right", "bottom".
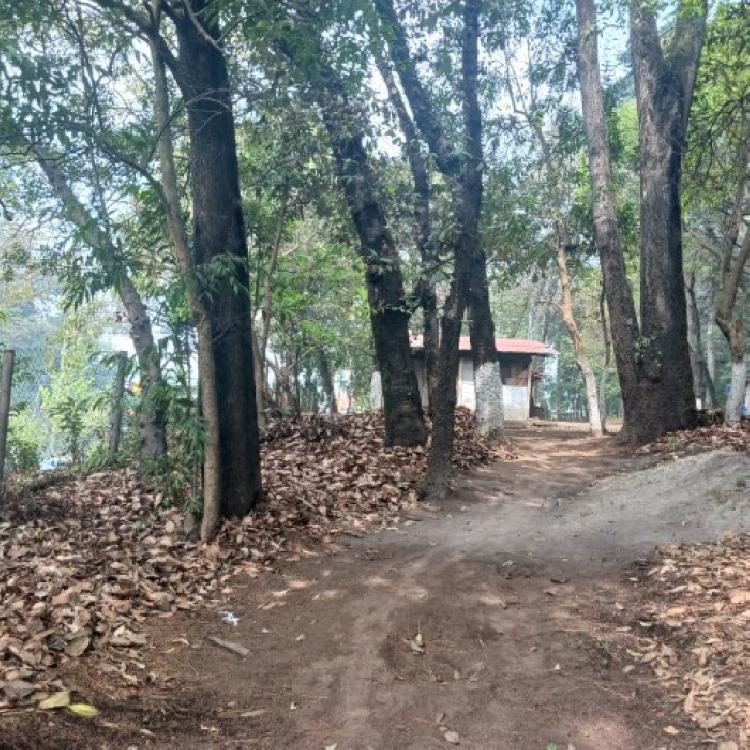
{"left": 444, "top": 729, "right": 460, "bottom": 744}
{"left": 220, "top": 609, "right": 240, "bottom": 626}
{"left": 206, "top": 635, "right": 250, "bottom": 657}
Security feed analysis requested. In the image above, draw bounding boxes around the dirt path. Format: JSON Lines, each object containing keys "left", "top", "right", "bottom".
{"left": 6, "top": 428, "right": 749, "bottom": 750}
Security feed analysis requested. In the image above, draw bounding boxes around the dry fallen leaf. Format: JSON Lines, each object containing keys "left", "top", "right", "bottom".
{"left": 38, "top": 692, "right": 70, "bottom": 710}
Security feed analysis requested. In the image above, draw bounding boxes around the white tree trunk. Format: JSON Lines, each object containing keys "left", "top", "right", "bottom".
{"left": 474, "top": 360, "right": 504, "bottom": 437}
{"left": 369, "top": 370, "right": 383, "bottom": 410}
{"left": 725, "top": 357, "right": 746, "bottom": 425}
{"left": 583, "top": 366, "right": 604, "bottom": 437}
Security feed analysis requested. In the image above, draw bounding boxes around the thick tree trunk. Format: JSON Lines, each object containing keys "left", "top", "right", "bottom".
{"left": 314, "top": 69, "right": 426, "bottom": 446}
{"left": 375, "top": 0, "right": 502, "bottom": 438}
{"left": 377, "top": 56, "right": 440, "bottom": 413}
{"left": 577, "top": 0, "right": 704, "bottom": 442}
{"left": 149, "top": 33, "right": 223, "bottom": 540}
{"left": 628, "top": 0, "right": 705, "bottom": 439}
{"left": 556, "top": 242, "right": 603, "bottom": 437}
{"left": 422, "top": 284, "right": 465, "bottom": 500}
{"left": 317, "top": 348, "right": 337, "bottom": 415}
{"left": 172, "top": 6, "right": 263, "bottom": 519}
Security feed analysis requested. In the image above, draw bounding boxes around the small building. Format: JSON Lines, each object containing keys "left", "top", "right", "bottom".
{"left": 410, "top": 336, "right": 556, "bottom": 422}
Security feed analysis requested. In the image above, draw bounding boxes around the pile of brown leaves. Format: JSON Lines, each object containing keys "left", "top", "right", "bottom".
{"left": 638, "top": 422, "right": 750, "bottom": 457}
{"left": 626, "top": 534, "right": 750, "bottom": 746}
{"left": 0, "top": 408, "right": 511, "bottom": 709}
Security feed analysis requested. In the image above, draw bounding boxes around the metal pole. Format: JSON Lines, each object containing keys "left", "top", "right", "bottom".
{"left": 0, "top": 349, "right": 15, "bottom": 482}
{"left": 108, "top": 351, "right": 128, "bottom": 458}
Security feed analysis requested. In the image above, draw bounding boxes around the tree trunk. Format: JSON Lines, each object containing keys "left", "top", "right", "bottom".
{"left": 148, "top": 29, "right": 223, "bottom": 540}
{"left": 628, "top": 0, "right": 705, "bottom": 439}
{"left": 0, "top": 349, "right": 14, "bottom": 482}
{"left": 377, "top": 56, "right": 440, "bottom": 413}
{"left": 685, "top": 271, "right": 705, "bottom": 406}
{"left": 576, "top": 0, "right": 641, "bottom": 438}
{"left": 314, "top": 67, "right": 426, "bottom": 446}
{"left": 108, "top": 351, "right": 127, "bottom": 458}
{"left": 172, "top": 5, "right": 263, "bottom": 519}
{"left": 705, "top": 316, "right": 716, "bottom": 408}
{"left": 714, "top": 138, "right": 749, "bottom": 425}
{"left": 257, "top": 193, "right": 289, "bottom": 426}
{"left": 422, "top": 284, "right": 465, "bottom": 500}
{"left": 375, "top": 0, "right": 503, "bottom": 438}
{"left": 599, "top": 289, "right": 611, "bottom": 432}
{"left": 716, "top": 229, "right": 750, "bottom": 424}
{"left": 31, "top": 148, "right": 168, "bottom": 463}
{"left": 317, "top": 348, "right": 337, "bottom": 415}
{"left": 577, "top": 0, "right": 704, "bottom": 442}
{"left": 556, "top": 241, "right": 603, "bottom": 437}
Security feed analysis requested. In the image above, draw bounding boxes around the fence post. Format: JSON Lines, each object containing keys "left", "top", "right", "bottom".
{"left": 0, "top": 349, "right": 15, "bottom": 482}
{"left": 108, "top": 351, "right": 128, "bottom": 458}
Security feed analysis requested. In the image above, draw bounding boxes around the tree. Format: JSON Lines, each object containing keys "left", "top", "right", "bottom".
{"left": 31, "top": 148, "right": 168, "bottom": 461}
{"left": 575, "top": 0, "right": 705, "bottom": 442}
{"left": 90, "top": 0, "right": 264, "bottom": 536}
{"left": 279, "top": 16, "right": 427, "bottom": 446}
{"left": 375, "top": 0, "right": 505, "bottom": 438}
{"left": 685, "top": 1, "right": 750, "bottom": 424}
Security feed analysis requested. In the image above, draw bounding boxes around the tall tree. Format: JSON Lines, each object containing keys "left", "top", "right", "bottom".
{"left": 628, "top": 0, "right": 706, "bottom": 436}
{"left": 576, "top": 0, "right": 705, "bottom": 441}
{"left": 375, "top": 0, "right": 505, "bottom": 438}
{"left": 280, "top": 22, "right": 427, "bottom": 446}
{"left": 92, "top": 0, "right": 263, "bottom": 535}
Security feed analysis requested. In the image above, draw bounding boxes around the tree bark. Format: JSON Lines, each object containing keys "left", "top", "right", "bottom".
{"left": 576, "top": 0, "right": 640, "bottom": 438}
{"left": 108, "top": 351, "right": 128, "bottom": 458}
{"left": 685, "top": 270, "right": 705, "bottom": 406}
{"left": 714, "top": 138, "right": 749, "bottom": 425}
{"left": 32, "top": 148, "right": 168, "bottom": 462}
{"left": 628, "top": 0, "right": 705, "bottom": 438}
{"left": 0, "top": 349, "right": 14, "bottom": 482}
{"left": 317, "top": 348, "right": 337, "bottom": 415}
{"left": 599, "top": 288, "right": 611, "bottom": 431}
{"left": 148, "top": 29, "right": 224, "bottom": 539}
{"left": 556, "top": 242, "right": 603, "bottom": 437}
{"left": 705, "top": 315, "right": 716, "bottom": 408}
{"left": 257, "top": 192, "right": 289, "bottom": 425}
{"left": 577, "top": 0, "right": 705, "bottom": 441}
{"left": 377, "top": 56, "right": 440, "bottom": 413}
{"left": 171, "top": 2, "right": 263, "bottom": 518}
{"left": 375, "top": 0, "right": 504, "bottom": 438}
{"left": 312, "top": 65, "right": 427, "bottom": 446}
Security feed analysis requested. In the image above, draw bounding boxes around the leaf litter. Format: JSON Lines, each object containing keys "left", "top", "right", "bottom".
{"left": 622, "top": 533, "right": 750, "bottom": 746}
{"left": 0, "top": 408, "right": 512, "bottom": 711}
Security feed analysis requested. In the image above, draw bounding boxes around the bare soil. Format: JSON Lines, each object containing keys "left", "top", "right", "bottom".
{"left": 3, "top": 427, "right": 748, "bottom": 750}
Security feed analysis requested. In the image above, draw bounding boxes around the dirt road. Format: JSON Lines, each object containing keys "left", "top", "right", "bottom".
{"left": 6, "top": 428, "right": 749, "bottom": 749}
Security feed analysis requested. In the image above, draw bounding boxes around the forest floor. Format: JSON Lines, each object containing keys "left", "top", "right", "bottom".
{"left": 2, "top": 426, "right": 749, "bottom": 750}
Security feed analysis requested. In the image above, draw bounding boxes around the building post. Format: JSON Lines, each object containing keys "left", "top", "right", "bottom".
{"left": 108, "top": 351, "right": 128, "bottom": 458}
{"left": 0, "top": 349, "right": 15, "bottom": 482}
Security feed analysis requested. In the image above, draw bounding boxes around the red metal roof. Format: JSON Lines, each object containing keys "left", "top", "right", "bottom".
{"left": 410, "top": 336, "right": 556, "bottom": 357}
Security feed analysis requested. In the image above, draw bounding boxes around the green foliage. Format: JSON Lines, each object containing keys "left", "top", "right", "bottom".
{"left": 6, "top": 406, "right": 42, "bottom": 473}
